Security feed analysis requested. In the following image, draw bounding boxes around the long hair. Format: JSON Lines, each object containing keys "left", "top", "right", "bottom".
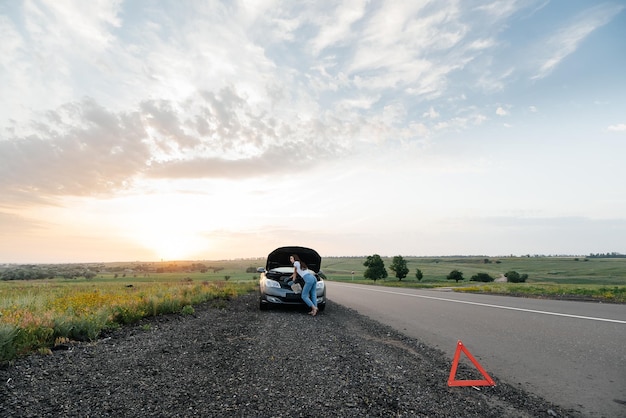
{"left": 291, "top": 254, "right": 308, "bottom": 270}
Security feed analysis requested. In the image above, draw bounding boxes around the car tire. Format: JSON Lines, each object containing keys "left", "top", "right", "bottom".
{"left": 318, "top": 303, "right": 326, "bottom": 312}
{"left": 259, "top": 300, "right": 269, "bottom": 311}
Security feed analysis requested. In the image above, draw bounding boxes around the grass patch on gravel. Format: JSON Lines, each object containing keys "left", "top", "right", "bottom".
{"left": 0, "top": 279, "right": 256, "bottom": 363}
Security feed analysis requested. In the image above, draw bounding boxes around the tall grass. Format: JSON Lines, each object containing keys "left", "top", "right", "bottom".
{"left": 0, "top": 279, "right": 255, "bottom": 363}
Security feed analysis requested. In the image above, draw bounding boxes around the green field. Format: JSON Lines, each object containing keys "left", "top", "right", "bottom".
{"left": 323, "top": 255, "right": 626, "bottom": 284}
{"left": 321, "top": 255, "right": 626, "bottom": 303}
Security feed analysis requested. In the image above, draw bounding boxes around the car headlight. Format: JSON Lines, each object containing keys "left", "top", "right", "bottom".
{"left": 316, "top": 280, "right": 325, "bottom": 290}
{"left": 263, "top": 279, "right": 281, "bottom": 288}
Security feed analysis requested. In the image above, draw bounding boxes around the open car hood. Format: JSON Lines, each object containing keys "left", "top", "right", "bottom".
{"left": 265, "top": 246, "right": 322, "bottom": 273}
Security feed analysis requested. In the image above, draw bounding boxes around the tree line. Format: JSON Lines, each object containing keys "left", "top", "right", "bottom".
{"left": 587, "top": 252, "right": 625, "bottom": 258}
{"left": 0, "top": 262, "right": 225, "bottom": 281}
{"left": 363, "top": 254, "right": 527, "bottom": 283}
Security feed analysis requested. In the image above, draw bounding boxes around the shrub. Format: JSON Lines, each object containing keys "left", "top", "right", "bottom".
{"left": 14, "top": 325, "right": 54, "bottom": 354}
{"left": 64, "top": 313, "right": 108, "bottom": 341}
{"left": 505, "top": 271, "right": 528, "bottom": 283}
{"left": 470, "top": 273, "right": 495, "bottom": 282}
{"left": 112, "top": 305, "right": 146, "bottom": 325}
{"left": 153, "top": 298, "right": 182, "bottom": 316}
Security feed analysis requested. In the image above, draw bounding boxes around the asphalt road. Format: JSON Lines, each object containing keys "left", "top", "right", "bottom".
{"left": 327, "top": 282, "right": 626, "bottom": 418}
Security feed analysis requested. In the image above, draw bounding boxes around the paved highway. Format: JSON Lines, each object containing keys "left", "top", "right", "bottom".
{"left": 327, "top": 282, "right": 626, "bottom": 418}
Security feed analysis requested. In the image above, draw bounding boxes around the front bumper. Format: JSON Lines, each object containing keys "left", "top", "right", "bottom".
{"left": 260, "top": 292, "right": 326, "bottom": 306}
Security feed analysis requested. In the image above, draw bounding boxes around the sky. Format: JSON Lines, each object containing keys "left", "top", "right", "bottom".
{"left": 1, "top": 0, "right": 625, "bottom": 264}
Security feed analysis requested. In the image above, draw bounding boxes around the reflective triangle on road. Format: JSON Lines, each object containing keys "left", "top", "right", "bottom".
{"left": 447, "top": 340, "right": 496, "bottom": 387}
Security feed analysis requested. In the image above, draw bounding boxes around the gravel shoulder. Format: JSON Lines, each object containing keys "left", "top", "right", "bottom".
{"left": 0, "top": 293, "right": 582, "bottom": 417}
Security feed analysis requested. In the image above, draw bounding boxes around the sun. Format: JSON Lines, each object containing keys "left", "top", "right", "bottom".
{"left": 116, "top": 194, "right": 214, "bottom": 261}
{"left": 138, "top": 230, "right": 208, "bottom": 261}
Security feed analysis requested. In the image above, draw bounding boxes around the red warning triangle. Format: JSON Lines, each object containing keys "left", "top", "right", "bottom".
{"left": 447, "top": 340, "right": 495, "bottom": 387}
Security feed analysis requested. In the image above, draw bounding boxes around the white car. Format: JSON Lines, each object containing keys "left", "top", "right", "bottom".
{"left": 258, "top": 246, "right": 326, "bottom": 311}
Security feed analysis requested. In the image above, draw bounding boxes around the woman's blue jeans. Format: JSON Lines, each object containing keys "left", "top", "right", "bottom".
{"left": 301, "top": 273, "right": 318, "bottom": 308}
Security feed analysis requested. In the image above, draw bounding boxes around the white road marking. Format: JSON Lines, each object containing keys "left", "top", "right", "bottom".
{"left": 331, "top": 283, "right": 626, "bottom": 324}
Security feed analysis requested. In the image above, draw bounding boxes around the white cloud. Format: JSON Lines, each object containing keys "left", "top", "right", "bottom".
{"left": 531, "top": 3, "right": 624, "bottom": 80}
{"left": 473, "top": 114, "right": 488, "bottom": 125}
{"left": 0, "top": 1, "right": 127, "bottom": 125}
{"left": 496, "top": 107, "right": 509, "bottom": 116}
{"left": 475, "top": 0, "right": 524, "bottom": 21}
{"left": 343, "top": 2, "right": 495, "bottom": 99}
{"left": 529, "top": 106, "right": 538, "bottom": 113}
{"left": 309, "top": 0, "right": 368, "bottom": 56}
{"left": 607, "top": 124, "right": 626, "bottom": 132}
{"left": 475, "top": 66, "right": 515, "bottom": 93}
{"left": 0, "top": 98, "right": 150, "bottom": 202}
{"left": 423, "top": 107, "right": 440, "bottom": 119}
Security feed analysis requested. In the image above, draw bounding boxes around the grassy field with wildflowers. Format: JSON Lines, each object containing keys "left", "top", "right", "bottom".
{"left": 0, "top": 276, "right": 256, "bottom": 363}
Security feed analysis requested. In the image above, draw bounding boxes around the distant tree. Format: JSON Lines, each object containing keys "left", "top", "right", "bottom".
{"left": 470, "top": 272, "right": 494, "bottom": 282}
{"left": 389, "top": 255, "right": 409, "bottom": 280}
{"left": 505, "top": 271, "right": 528, "bottom": 283}
{"left": 415, "top": 268, "right": 423, "bottom": 281}
{"left": 363, "top": 254, "right": 387, "bottom": 281}
{"left": 447, "top": 269, "right": 464, "bottom": 283}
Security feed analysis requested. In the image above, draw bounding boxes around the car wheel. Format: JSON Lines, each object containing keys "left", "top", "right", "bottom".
{"left": 318, "top": 303, "right": 326, "bottom": 312}
{"left": 259, "top": 300, "right": 269, "bottom": 311}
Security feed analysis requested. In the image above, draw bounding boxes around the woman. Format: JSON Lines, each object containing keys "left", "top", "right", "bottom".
{"left": 290, "top": 254, "right": 319, "bottom": 316}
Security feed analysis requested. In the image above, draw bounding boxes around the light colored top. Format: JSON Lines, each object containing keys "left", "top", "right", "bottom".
{"left": 294, "top": 261, "right": 313, "bottom": 278}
